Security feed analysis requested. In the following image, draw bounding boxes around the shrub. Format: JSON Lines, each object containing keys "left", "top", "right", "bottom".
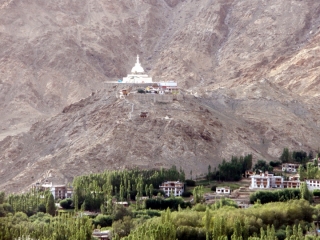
{"left": 192, "top": 203, "right": 206, "bottom": 212}
{"left": 93, "top": 214, "right": 113, "bottom": 227}
{"left": 145, "top": 197, "right": 191, "bottom": 210}
{"left": 151, "top": 189, "right": 165, "bottom": 197}
{"left": 275, "top": 229, "right": 286, "bottom": 240}
{"left": 185, "top": 179, "right": 196, "bottom": 187}
{"left": 37, "top": 203, "right": 46, "bottom": 213}
{"left": 211, "top": 185, "right": 217, "bottom": 191}
{"left": 313, "top": 189, "right": 320, "bottom": 197}
{"left": 60, "top": 198, "right": 73, "bottom": 209}
{"left": 176, "top": 226, "right": 206, "bottom": 240}
{"left": 250, "top": 189, "right": 300, "bottom": 204}
{"left": 132, "top": 209, "right": 161, "bottom": 218}
{"left": 181, "top": 191, "right": 192, "bottom": 197}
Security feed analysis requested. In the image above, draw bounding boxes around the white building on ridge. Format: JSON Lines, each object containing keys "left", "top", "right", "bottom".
{"left": 122, "top": 55, "right": 153, "bottom": 84}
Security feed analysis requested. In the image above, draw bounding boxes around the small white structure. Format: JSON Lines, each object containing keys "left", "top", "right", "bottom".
{"left": 122, "top": 55, "right": 153, "bottom": 84}
{"left": 158, "top": 81, "right": 178, "bottom": 87}
{"left": 114, "top": 201, "right": 129, "bottom": 207}
{"left": 159, "top": 181, "right": 184, "bottom": 197}
{"left": 92, "top": 229, "right": 111, "bottom": 240}
{"left": 282, "top": 163, "right": 300, "bottom": 172}
{"left": 216, "top": 187, "right": 231, "bottom": 195}
{"left": 250, "top": 173, "right": 283, "bottom": 189}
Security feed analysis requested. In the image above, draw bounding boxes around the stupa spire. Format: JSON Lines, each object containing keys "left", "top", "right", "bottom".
{"left": 131, "top": 54, "right": 144, "bottom": 73}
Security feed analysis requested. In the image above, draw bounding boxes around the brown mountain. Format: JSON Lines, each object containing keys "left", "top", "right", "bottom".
{"left": 1, "top": 0, "right": 320, "bottom": 192}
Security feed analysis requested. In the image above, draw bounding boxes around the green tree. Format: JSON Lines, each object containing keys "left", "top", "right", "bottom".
{"left": 112, "top": 216, "right": 135, "bottom": 238}
{"left": 204, "top": 207, "right": 211, "bottom": 240}
{"left": 207, "top": 165, "right": 212, "bottom": 182}
{"left": 300, "top": 182, "right": 312, "bottom": 203}
{"left": 0, "top": 192, "right": 5, "bottom": 204}
{"left": 193, "top": 186, "right": 204, "bottom": 204}
{"left": 149, "top": 184, "right": 154, "bottom": 198}
{"left": 46, "top": 193, "right": 55, "bottom": 216}
{"left": 253, "top": 160, "right": 273, "bottom": 173}
{"left": 280, "top": 148, "right": 290, "bottom": 163}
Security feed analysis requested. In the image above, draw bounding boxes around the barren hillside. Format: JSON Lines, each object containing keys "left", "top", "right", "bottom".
{"left": 1, "top": 0, "right": 320, "bottom": 192}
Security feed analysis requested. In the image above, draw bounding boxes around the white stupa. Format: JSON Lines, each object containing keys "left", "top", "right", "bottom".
{"left": 122, "top": 55, "right": 153, "bottom": 84}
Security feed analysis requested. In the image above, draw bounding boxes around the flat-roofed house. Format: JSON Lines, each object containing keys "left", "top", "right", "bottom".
{"left": 250, "top": 173, "right": 283, "bottom": 189}
{"left": 216, "top": 187, "right": 231, "bottom": 195}
{"left": 282, "top": 163, "right": 300, "bottom": 172}
{"left": 39, "top": 182, "right": 73, "bottom": 199}
{"left": 159, "top": 181, "right": 184, "bottom": 197}
{"left": 306, "top": 179, "right": 320, "bottom": 191}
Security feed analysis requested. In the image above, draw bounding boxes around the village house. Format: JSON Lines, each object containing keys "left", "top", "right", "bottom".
{"left": 159, "top": 181, "right": 184, "bottom": 197}
{"left": 36, "top": 182, "right": 73, "bottom": 199}
{"left": 250, "top": 172, "right": 320, "bottom": 191}
{"left": 283, "top": 175, "right": 300, "bottom": 189}
{"left": 306, "top": 179, "right": 320, "bottom": 191}
{"left": 250, "top": 173, "right": 283, "bottom": 189}
{"left": 282, "top": 163, "right": 300, "bottom": 172}
{"left": 216, "top": 187, "right": 231, "bottom": 195}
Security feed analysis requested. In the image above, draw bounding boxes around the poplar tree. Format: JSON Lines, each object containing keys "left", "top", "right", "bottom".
{"left": 46, "top": 193, "right": 55, "bottom": 216}
{"left": 149, "top": 184, "right": 154, "bottom": 198}
{"left": 300, "top": 182, "right": 312, "bottom": 203}
{"left": 204, "top": 207, "right": 211, "bottom": 240}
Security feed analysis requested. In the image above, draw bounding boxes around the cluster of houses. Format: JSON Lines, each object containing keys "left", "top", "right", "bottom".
{"left": 33, "top": 161, "right": 320, "bottom": 209}
{"left": 33, "top": 180, "right": 186, "bottom": 200}
{"left": 249, "top": 162, "right": 320, "bottom": 190}
{"left": 250, "top": 173, "right": 301, "bottom": 189}
{"left": 143, "top": 82, "right": 179, "bottom": 95}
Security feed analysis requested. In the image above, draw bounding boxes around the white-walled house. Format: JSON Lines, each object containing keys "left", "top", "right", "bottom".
{"left": 38, "top": 182, "right": 73, "bottom": 199}
{"left": 250, "top": 173, "right": 283, "bottom": 189}
{"left": 282, "top": 163, "right": 300, "bottom": 173}
{"left": 216, "top": 187, "right": 231, "bottom": 195}
{"left": 159, "top": 181, "right": 184, "bottom": 196}
{"left": 306, "top": 179, "right": 320, "bottom": 191}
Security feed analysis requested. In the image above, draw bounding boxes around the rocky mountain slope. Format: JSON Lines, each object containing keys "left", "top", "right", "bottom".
{"left": 1, "top": 0, "right": 320, "bottom": 192}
